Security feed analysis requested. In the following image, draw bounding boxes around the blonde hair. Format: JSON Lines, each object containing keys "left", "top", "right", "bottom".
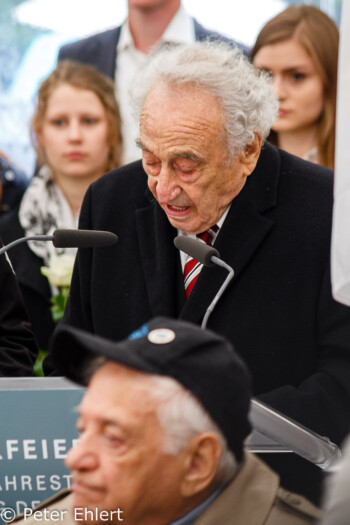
{"left": 251, "top": 5, "right": 339, "bottom": 169}
{"left": 31, "top": 60, "right": 122, "bottom": 171}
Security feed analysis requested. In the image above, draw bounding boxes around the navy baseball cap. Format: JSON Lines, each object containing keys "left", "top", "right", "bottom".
{"left": 51, "top": 317, "right": 252, "bottom": 460}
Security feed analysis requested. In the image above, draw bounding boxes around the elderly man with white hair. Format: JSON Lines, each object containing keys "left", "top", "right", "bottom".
{"left": 20, "top": 318, "right": 320, "bottom": 524}
{"left": 46, "top": 41, "right": 350, "bottom": 504}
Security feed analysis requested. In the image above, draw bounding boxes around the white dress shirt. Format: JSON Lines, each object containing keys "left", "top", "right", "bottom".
{"left": 115, "top": 6, "right": 196, "bottom": 165}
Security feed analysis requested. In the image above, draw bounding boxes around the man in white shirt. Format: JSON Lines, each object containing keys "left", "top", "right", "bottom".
{"left": 58, "top": 0, "right": 248, "bottom": 164}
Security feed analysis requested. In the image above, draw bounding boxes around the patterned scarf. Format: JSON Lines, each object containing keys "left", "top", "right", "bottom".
{"left": 19, "top": 165, "right": 78, "bottom": 265}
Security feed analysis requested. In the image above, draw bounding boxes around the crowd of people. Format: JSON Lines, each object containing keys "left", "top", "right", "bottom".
{"left": 0, "top": 1, "right": 349, "bottom": 523}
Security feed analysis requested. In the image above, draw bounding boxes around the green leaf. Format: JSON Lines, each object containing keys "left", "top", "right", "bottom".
{"left": 33, "top": 349, "right": 48, "bottom": 377}
{"left": 50, "top": 286, "right": 70, "bottom": 323}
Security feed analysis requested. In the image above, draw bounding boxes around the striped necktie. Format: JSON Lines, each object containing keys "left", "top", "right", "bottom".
{"left": 183, "top": 225, "right": 219, "bottom": 298}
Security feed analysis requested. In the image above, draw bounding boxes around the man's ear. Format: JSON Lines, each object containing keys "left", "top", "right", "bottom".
{"left": 239, "top": 133, "right": 262, "bottom": 176}
{"left": 180, "top": 433, "right": 222, "bottom": 497}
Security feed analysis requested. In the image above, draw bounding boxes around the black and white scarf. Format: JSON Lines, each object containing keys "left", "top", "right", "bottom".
{"left": 19, "top": 165, "right": 78, "bottom": 265}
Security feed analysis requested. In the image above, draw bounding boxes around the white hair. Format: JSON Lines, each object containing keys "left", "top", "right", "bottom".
{"left": 148, "top": 374, "right": 238, "bottom": 485}
{"left": 130, "top": 40, "right": 278, "bottom": 161}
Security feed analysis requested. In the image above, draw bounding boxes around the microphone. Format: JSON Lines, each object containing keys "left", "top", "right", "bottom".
{"left": 0, "top": 229, "right": 118, "bottom": 255}
{"left": 52, "top": 229, "right": 117, "bottom": 248}
{"left": 174, "top": 235, "right": 234, "bottom": 329}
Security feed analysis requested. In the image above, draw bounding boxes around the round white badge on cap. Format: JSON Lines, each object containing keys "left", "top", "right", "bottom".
{"left": 148, "top": 328, "right": 176, "bottom": 345}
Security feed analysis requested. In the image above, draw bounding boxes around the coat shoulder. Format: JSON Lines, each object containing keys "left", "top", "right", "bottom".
{"left": 272, "top": 487, "right": 321, "bottom": 523}
{"left": 90, "top": 160, "right": 149, "bottom": 202}
{"left": 58, "top": 27, "right": 120, "bottom": 60}
{"left": 278, "top": 147, "right": 333, "bottom": 189}
{"left": 14, "top": 491, "right": 73, "bottom": 524}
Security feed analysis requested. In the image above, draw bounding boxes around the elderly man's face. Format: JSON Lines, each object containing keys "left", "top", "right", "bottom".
{"left": 139, "top": 83, "right": 260, "bottom": 234}
{"left": 65, "top": 363, "right": 187, "bottom": 525}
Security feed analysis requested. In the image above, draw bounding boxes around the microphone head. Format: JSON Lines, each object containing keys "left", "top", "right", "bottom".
{"left": 174, "top": 235, "right": 220, "bottom": 267}
{"left": 53, "top": 229, "right": 118, "bottom": 248}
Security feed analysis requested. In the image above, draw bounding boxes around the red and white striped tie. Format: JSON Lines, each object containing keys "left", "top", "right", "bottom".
{"left": 183, "top": 225, "right": 219, "bottom": 298}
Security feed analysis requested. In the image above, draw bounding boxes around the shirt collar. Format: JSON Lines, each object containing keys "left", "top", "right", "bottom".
{"left": 178, "top": 204, "right": 231, "bottom": 241}
{"left": 170, "top": 485, "right": 224, "bottom": 525}
{"left": 117, "top": 5, "right": 195, "bottom": 52}
{"left": 117, "top": 18, "right": 134, "bottom": 51}
{"left": 216, "top": 204, "right": 231, "bottom": 230}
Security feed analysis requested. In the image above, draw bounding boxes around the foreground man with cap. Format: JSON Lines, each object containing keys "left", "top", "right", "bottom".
{"left": 21, "top": 318, "right": 320, "bottom": 524}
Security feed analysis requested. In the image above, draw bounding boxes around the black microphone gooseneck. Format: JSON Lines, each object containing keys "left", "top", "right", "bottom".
{"left": 0, "top": 229, "right": 118, "bottom": 256}
{"left": 174, "top": 235, "right": 234, "bottom": 329}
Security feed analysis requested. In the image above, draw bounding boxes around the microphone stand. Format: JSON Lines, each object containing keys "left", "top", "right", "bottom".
{"left": 201, "top": 256, "right": 234, "bottom": 329}
{"left": 0, "top": 235, "right": 54, "bottom": 256}
{"left": 0, "top": 230, "right": 118, "bottom": 255}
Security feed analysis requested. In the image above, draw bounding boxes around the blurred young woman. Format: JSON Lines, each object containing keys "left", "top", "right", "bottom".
{"left": 251, "top": 5, "right": 339, "bottom": 169}
{"left": 0, "top": 61, "right": 122, "bottom": 350}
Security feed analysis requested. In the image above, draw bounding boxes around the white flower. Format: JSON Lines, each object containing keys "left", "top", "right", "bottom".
{"left": 41, "top": 254, "right": 76, "bottom": 287}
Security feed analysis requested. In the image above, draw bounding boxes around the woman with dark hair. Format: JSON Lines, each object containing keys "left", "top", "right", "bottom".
{"left": 251, "top": 5, "right": 339, "bottom": 169}
{"left": 0, "top": 60, "right": 122, "bottom": 350}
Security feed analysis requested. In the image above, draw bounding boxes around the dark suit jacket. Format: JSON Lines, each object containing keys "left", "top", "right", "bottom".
{"left": 0, "top": 209, "right": 56, "bottom": 350}
{"left": 58, "top": 19, "right": 249, "bottom": 79}
{"left": 55, "top": 143, "right": 350, "bottom": 503}
{"left": 0, "top": 245, "right": 38, "bottom": 376}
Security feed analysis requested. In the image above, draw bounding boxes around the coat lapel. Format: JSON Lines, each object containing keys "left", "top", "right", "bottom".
{"left": 180, "top": 144, "right": 280, "bottom": 324}
{"left": 136, "top": 194, "right": 184, "bottom": 318}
